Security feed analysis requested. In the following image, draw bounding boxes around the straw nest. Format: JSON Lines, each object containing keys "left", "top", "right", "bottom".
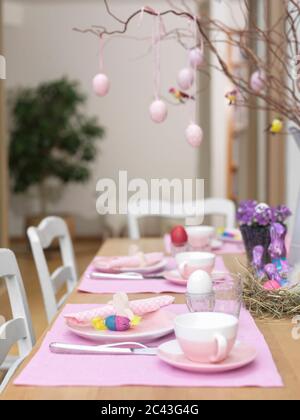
{"left": 238, "top": 263, "right": 300, "bottom": 319}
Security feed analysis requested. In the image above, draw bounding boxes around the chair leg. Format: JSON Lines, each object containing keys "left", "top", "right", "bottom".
{"left": 0, "top": 355, "right": 26, "bottom": 394}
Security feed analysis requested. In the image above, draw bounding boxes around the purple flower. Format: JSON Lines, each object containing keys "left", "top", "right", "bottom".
{"left": 273, "top": 205, "right": 292, "bottom": 223}
{"left": 237, "top": 201, "right": 292, "bottom": 226}
{"left": 253, "top": 203, "right": 272, "bottom": 226}
{"left": 237, "top": 200, "right": 257, "bottom": 225}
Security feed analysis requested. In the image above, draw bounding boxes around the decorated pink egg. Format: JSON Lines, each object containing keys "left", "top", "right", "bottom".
{"left": 105, "top": 315, "right": 130, "bottom": 331}
{"left": 263, "top": 280, "right": 281, "bottom": 291}
{"left": 189, "top": 48, "right": 205, "bottom": 69}
{"left": 177, "top": 68, "right": 194, "bottom": 91}
{"left": 93, "top": 73, "right": 110, "bottom": 97}
{"left": 250, "top": 71, "right": 266, "bottom": 93}
{"left": 185, "top": 123, "right": 203, "bottom": 147}
{"left": 149, "top": 99, "right": 168, "bottom": 123}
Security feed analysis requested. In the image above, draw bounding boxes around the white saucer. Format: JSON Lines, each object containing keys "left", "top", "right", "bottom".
{"left": 163, "top": 270, "right": 226, "bottom": 286}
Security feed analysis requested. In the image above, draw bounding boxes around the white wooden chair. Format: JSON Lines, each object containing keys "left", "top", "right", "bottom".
{"left": 0, "top": 249, "right": 35, "bottom": 393}
{"left": 27, "top": 216, "right": 78, "bottom": 323}
{"left": 127, "top": 198, "right": 236, "bottom": 240}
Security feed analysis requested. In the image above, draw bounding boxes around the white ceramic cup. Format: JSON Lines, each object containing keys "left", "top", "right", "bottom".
{"left": 185, "top": 226, "right": 215, "bottom": 250}
{"left": 175, "top": 252, "right": 216, "bottom": 280}
{"left": 174, "top": 312, "right": 239, "bottom": 364}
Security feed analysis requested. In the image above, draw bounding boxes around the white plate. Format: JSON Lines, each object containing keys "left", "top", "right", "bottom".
{"left": 66, "top": 309, "right": 175, "bottom": 344}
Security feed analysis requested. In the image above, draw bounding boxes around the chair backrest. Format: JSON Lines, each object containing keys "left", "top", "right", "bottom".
{"left": 127, "top": 198, "right": 236, "bottom": 240}
{"left": 0, "top": 249, "right": 35, "bottom": 371}
{"left": 27, "top": 217, "right": 78, "bottom": 323}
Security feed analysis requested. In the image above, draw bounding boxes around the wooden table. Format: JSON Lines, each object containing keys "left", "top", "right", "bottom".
{"left": 1, "top": 238, "right": 300, "bottom": 400}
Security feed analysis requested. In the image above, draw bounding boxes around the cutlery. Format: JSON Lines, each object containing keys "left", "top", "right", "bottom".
{"left": 49, "top": 342, "right": 157, "bottom": 356}
{"left": 90, "top": 271, "right": 165, "bottom": 280}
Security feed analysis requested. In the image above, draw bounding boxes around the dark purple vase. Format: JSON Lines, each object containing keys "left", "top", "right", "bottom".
{"left": 240, "top": 224, "right": 272, "bottom": 265}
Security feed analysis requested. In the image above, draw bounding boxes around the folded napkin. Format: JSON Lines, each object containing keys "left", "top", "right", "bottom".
{"left": 64, "top": 295, "right": 175, "bottom": 327}
{"left": 93, "top": 252, "right": 164, "bottom": 271}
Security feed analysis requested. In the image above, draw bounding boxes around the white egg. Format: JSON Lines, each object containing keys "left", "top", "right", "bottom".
{"left": 177, "top": 68, "right": 194, "bottom": 91}
{"left": 185, "top": 123, "right": 203, "bottom": 147}
{"left": 149, "top": 99, "right": 168, "bottom": 123}
{"left": 187, "top": 270, "right": 213, "bottom": 294}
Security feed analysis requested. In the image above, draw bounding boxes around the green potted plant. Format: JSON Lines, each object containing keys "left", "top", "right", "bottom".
{"left": 9, "top": 77, "right": 105, "bottom": 236}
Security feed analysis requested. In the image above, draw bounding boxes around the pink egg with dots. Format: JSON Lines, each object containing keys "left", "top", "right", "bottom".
{"left": 93, "top": 73, "right": 110, "bottom": 97}
{"left": 185, "top": 123, "right": 203, "bottom": 148}
{"left": 115, "top": 316, "right": 131, "bottom": 332}
{"left": 263, "top": 280, "right": 281, "bottom": 291}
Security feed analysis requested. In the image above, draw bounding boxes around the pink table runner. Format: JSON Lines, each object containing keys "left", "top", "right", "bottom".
{"left": 78, "top": 256, "right": 231, "bottom": 294}
{"left": 14, "top": 305, "right": 283, "bottom": 388}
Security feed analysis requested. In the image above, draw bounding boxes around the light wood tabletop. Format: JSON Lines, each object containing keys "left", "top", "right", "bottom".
{"left": 1, "top": 238, "right": 300, "bottom": 400}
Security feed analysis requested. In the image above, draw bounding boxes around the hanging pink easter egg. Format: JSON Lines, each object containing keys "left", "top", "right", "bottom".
{"left": 177, "top": 68, "right": 194, "bottom": 91}
{"left": 263, "top": 280, "right": 281, "bottom": 291}
{"left": 185, "top": 123, "right": 203, "bottom": 148}
{"left": 149, "top": 99, "right": 168, "bottom": 124}
{"left": 250, "top": 70, "right": 266, "bottom": 93}
{"left": 93, "top": 73, "right": 110, "bottom": 97}
{"left": 189, "top": 48, "right": 205, "bottom": 69}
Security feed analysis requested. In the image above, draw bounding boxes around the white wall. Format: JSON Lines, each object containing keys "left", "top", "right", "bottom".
{"left": 4, "top": 0, "right": 199, "bottom": 237}
{"left": 286, "top": 134, "right": 300, "bottom": 231}
{"left": 209, "top": 0, "right": 247, "bottom": 199}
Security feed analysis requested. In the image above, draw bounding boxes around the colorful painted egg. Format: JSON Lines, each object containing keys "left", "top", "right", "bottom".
{"left": 263, "top": 280, "right": 281, "bottom": 291}
{"left": 105, "top": 315, "right": 131, "bottom": 332}
{"left": 170, "top": 225, "right": 188, "bottom": 246}
{"left": 280, "top": 279, "right": 288, "bottom": 288}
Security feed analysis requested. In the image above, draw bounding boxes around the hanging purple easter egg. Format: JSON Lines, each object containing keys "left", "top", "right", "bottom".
{"left": 93, "top": 73, "right": 110, "bottom": 97}
{"left": 250, "top": 71, "right": 266, "bottom": 93}
{"left": 177, "top": 68, "right": 194, "bottom": 91}
{"left": 105, "top": 315, "right": 130, "bottom": 332}
{"left": 263, "top": 280, "right": 281, "bottom": 291}
{"left": 189, "top": 48, "right": 205, "bottom": 69}
{"left": 149, "top": 99, "right": 168, "bottom": 123}
{"left": 185, "top": 123, "right": 203, "bottom": 148}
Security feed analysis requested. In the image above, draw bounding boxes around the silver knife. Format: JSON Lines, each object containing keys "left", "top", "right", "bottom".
{"left": 49, "top": 342, "right": 157, "bottom": 356}
{"left": 90, "top": 272, "right": 165, "bottom": 280}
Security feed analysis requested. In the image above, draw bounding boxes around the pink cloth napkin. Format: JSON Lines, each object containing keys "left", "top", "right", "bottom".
{"left": 14, "top": 305, "right": 283, "bottom": 388}
{"left": 78, "top": 256, "right": 229, "bottom": 295}
{"left": 93, "top": 252, "right": 164, "bottom": 271}
{"left": 65, "top": 295, "right": 175, "bottom": 328}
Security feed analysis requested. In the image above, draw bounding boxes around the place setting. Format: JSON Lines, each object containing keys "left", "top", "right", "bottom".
{"left": 78, "top": 226, "right": 232, "bottom": 295}
{"left": 14, "top": 268, "right": 282, "bottom": 388}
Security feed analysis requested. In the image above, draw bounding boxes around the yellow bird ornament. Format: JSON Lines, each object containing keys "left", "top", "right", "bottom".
{"left": 266, "top": 118, "right": 284, "bottom": 135}
{"left": 225, "top": 89, "right": 238, "bottom": 106}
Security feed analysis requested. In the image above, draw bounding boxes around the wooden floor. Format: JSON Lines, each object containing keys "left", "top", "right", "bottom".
{"left": 0, "top": 239, "right": 101, "bottom": 340}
